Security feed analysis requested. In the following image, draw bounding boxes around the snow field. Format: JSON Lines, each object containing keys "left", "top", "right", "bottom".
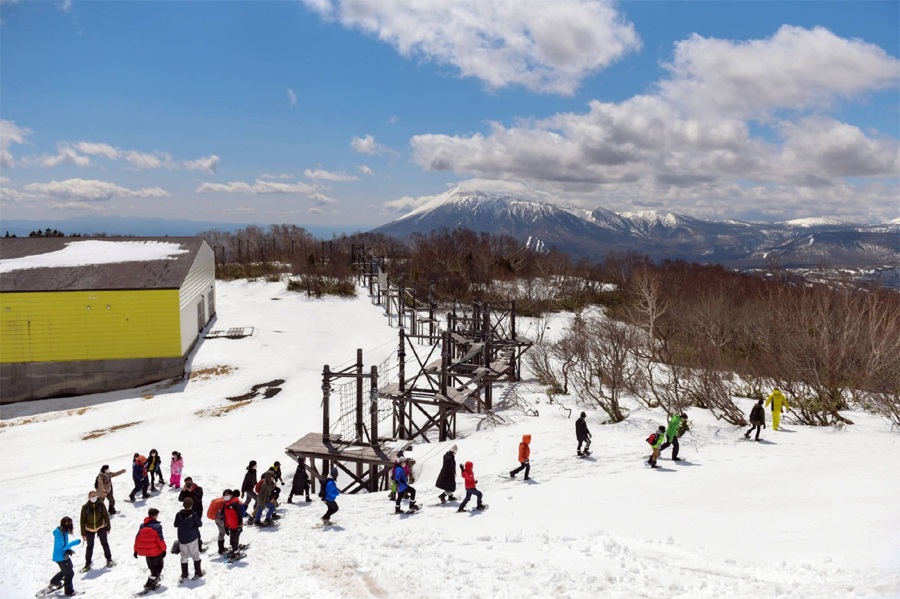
{"left": 1, "top": 280, "right": 898, "bottom": 599}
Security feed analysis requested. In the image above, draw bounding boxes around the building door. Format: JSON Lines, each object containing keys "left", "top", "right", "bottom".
{"left": 197, "top": 298, "right": 206, "bottom": 333}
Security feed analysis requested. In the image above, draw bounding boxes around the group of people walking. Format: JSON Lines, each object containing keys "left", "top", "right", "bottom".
{"left": 42, "top": 451, "right": 289, "bottom": 596}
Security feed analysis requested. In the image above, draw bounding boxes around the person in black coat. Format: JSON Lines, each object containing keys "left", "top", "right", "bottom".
{"left": 575, "top": 412, "right": 591, "bottom": 455}
{"left": 435, "top": 444, "right": 458, "bottom": 503}
{"left": 576, "top": 412, "right": 592, "bottom": 456}
{"left": 241, "top": 461, "right": 258, "bottom": 510}
{"left": 178, "top": 478, "right": 204, "bottom": 549}
{"left": 745, "top": 399, "right": 765, "bottom": 441}
{"left": 288, "top": 458, "right": 311, "bottom": 503}
{"left": 173, "top": 498, "right": 204, "bottom": 582}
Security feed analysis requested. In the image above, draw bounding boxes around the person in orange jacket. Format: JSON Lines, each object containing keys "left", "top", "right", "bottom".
{"left": 765, "top": 388, "right": 791, "bottom": 431}
{"left": 509, "top": 434, "right": 531, "bottom": 480}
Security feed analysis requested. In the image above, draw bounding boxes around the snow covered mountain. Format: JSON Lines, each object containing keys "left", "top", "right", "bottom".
{"left": 373, "top": 189, "right": 900, "bottom": 268}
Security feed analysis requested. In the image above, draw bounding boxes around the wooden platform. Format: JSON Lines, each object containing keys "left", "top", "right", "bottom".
{"left": 285, "top": 432, "right": 410, "bottom": 466}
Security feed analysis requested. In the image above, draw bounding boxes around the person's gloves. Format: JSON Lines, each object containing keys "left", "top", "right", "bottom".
{"left": 225, "top": 527, "right": 231, "bottom": 535}
{"left": 65, "top": 550, "right": 74, "bottom": 557}
{"left": 460, "top": 465, "right": 464, "bottom": 472}
{"left": 133, "top": 552, "right": 138, "bottom": 559}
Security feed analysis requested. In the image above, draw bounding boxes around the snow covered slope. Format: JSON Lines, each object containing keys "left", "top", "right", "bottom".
{"left": 1, "top": 280, "right": 898, "bottom": 599}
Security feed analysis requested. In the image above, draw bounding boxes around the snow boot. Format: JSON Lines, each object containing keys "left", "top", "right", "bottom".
{"left": 108, "top": 508, "right": 117, "bottom": 515}
{"left": 456, "top": 507, "right": 465, "bottom": 513}
{"left": 577, "top": 450, "right": 582, "bottom": 456}
{"left": 509, "top": 471, "right": 515, "bottom": 478}
{"left": 287, "top": 495, "right": 293, "bottom": 504}
{"left": 105, "top": 559, "right": 116, "bottom": 568}
{"left": 193, "top": 560, "right": 204, "bottom": 579}
{"left": 305, "top": 495, "right": 312, "bottom": 502}
{"left": 180, "top": 562, "right": 190, "bottom": 583}
{"left": 476, "top": 503, "right": 486, "bottom": 510}
{"left": 144, "top": 576, "right": 160, "bottom": 591}
{"left": 448, "top": 494, "right": 457, "bottom": 501}
{"left": 217, "top": 540, "right": 226, "bottom": 555}
{"left": 79, "top": 563, "right": 90, "bottom": 573}
{"left": 438, "top": 493, "right": 447, "bottom": 504}
{"left": 394, "top": 506, "right": 403, "bottom": 514}
{"left": 408, "top": 501, "right": 421, "bottom": 512}
{"left": 672, "top": 457, "right": 684, "bottom": 461}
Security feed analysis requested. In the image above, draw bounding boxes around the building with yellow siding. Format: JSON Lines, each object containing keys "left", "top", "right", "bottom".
{"left": 0, "top": 237, "right": 215, "bottom": 404}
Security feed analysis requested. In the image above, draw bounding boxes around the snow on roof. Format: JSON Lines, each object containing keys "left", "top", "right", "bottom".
{"left": 0, "top": 239, "right": 188, "bottom": 274}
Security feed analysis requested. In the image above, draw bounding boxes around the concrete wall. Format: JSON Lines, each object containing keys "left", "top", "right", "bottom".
{"left": 0, "top": 357, "right": 185, "bottom": 404}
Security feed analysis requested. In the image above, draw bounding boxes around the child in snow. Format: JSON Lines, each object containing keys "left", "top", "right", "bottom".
{"left": 648, "top": 425, "right": 666, "bottom": 468}
{"left": 222, "top": 490, "right": 246, "bottom": 559}
{"left": 253, "top": 470, "right": 278, "bottom": 526}
{"left": 241, "top": 461, "right": 258, "bottom": 513}
{"left": 435, "top": 444, "right": 458, "bottom": 503}
{"left": 174, "top": 497, "right": 204, "bottom": 582}
{"left": 394, "top": 457, "right": 420, "bottom": 514}
{"left": 95, "top": 464, "right": 125, "bottom": 515}
{"left": 79, "top": 490, "right": 113, "bottom": 572}
{"left": 509, "top": 434, "right": 531, "bottom": 480}
{"left": 170, "top": 451, "right": 183, "bottom": 488}
{"left": 128, "top": 454, "right": 149, "bottom": 502}
{"left": 269, "top": 461, "right": 284, "bottom": 485}
{"left": 288, "top": 457, "right": 311, "bottom": 503}
{"left": 576, "top": 413, "right": 592, "bottom": 456}
{"left": 456, "top": 461, "right": 486, "bottom": 512}
{"left": 41, "top": 517, "right": 81, "bottom": 597}
{"left": 322, "top": 467, "right": 341, "bottom": 524}
{"left": 133, "top": 508, "right": 167, "bottom": 593}
{"left": 659, "top": 413, "right": 686, "bottom": 461}
{"left": 178, "top": 477, "right": 205, "bottom": 548}
{"left": 765, "top": 388, "right": 791, "bottom": 431}
{"left": 745, "top": 399, "right": 765, "bottom": 441}
{"left": 146, "top": 449, "right": 164, "bottom": 491}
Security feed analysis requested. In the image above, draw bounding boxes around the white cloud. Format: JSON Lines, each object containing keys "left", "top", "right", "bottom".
{"left": 408, "top": 26, "right": 900, "bottom": 222}
{"left": 660, "top": 26, "right": 900, "bottom": 119}
{"left": 60, "top": 0, "right": 72, "bottom": 13}
{"left": 75, "top": 142, "right": 120, "bottom": 160}
{"left": 309, "top": 192, "right": 336, "bottom": 205}
{"left": 183, "top": 154, "right": 220, "bottom": 174}
{"left": 382, "top": 195, "right": 434, "bottom": 214}
{"left": 259, "top": 173, "right": 296, "bottom": 180}
{"left": 123, "top": 150, "right": 177, "bottom": 170}
{"left": 25, "top": 143, "right": 93, "bottom": 168}
{"left": 24, "top": 178, "right": 170, "bottom": 202}
{"left": 302, "top": 0, "right": 640, "bottom": 95}
{"left": 196, "top": 178, "right": 319, "bottom": 195}
{"left": 288, "top": 88, "right": 298, "bottom": 108}
{"left": 0, "top": 119, "right": 32, "bottom": 167}
{"left": 303, "top": 168, "right": 358, "bottom": 182}
{"left": 351, "top": 134, "right": 389, "bottom": 155}
{"left": 357, "top": 165, "right": 374, "bottom": 176}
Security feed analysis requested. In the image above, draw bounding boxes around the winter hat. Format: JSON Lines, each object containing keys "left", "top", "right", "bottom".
{"left": 450, "top": 444, "right": 458, "bottom": 454}
{"left": 101, "top": 464, "right": 109, "bottom": 472}
{"left": 183, "top": 497, "right": 193, "bottom": 510}
{"left": 580, "top": 411, "right": 586, "bottom": 418}
{"left": 330, "top": 466, "right": 338, "bottom": 479}
{"left": 657, "top": 425, "right": 666, "bottom": 432}
{"left": 274, "top": 461, "right": 280, "bottom": 467}
{"left": 248, "top": 461, "right": 257, "bottom": 470}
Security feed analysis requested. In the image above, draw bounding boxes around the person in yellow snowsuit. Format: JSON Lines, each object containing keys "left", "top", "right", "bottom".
{"left": 764, "top": 388, "right": 790, "bottom": 430}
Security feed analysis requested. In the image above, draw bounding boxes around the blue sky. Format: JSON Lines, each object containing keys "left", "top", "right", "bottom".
{"left": 1, "top": 0, "right": 898, "bottom": 229}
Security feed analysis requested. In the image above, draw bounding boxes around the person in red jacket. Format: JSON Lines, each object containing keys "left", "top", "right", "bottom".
{"left": 222, "top": 489, "right": 245, "bottom": 561}
{"left": 509, "top": 434, "right": 531, "bottom": 480}
{"left": 133, "top": 508, "right": 167, "bottom": 592}
{"left": 456, "top": 461, "right": 486, "bottom": 513}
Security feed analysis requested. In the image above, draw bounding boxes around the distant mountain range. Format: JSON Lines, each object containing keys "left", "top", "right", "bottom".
{"left": 0, "top": 216, "right": 361, "bottom": 240}
{"left": 372, "top": 189, "right": 900, "bottom": 269}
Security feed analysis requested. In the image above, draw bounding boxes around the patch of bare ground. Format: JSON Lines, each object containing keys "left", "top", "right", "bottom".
{"left": 195, "top": 400, "right": 252, "bottom": 418}
{"left": 82, "top": 421, "right": 141, "bottom": 440}
{"left": 0, "top": 406, "right": 93, "bottom": 429}
{"left": 190, "top": 365, "right": 236, "bottom": 381}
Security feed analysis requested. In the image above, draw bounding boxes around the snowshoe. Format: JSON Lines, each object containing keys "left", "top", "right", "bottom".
{"left": 192, "top": 570, "right": 205, "bottom": 580}
{"left": 476, "top": 504, "right": 489, "bottom": 510}
{"left": 35, "top": 584, "right": 63, "bottom": 598}
{"left": 226, "top": 551, "right": 246, "bottom": 564}
{"left": 672, "top": 457, "right": 685, "bottom": 462}
{"left": 106, "top": 560, "right": 116, "bottom": 568}
{"left": 456, "top": 507, "right": 466, "bottom": 513}
{"left": 447, "top": 494, "right": 457, "bottom": 501}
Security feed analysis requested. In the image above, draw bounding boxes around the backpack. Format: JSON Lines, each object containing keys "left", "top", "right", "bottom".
{"left": 207, "top": 497, "right": 225, "bottom": 520}
{"left": 646, "top": 432, "right": 659, "bottom": 446}
{"left": 254, "top": 479, "right": 264, "bottom": 494}
{"left": 94, "top": 475, "right": 99, "bottom": 490}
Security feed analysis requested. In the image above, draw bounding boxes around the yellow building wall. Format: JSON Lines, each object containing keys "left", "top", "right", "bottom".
{"left": 0, "top": 290, "right": 182, "bottom": 363}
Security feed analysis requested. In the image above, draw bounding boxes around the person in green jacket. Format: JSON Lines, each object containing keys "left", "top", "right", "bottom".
{"left": 659, "top": 412, "right": 686, "bottom": 461}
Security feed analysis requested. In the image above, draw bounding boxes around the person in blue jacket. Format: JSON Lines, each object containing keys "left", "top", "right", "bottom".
{"left": 393, "top": 457, "right": 420, "bottom": 514}
{"left": 41, "top": 516, "right": 81, "bottom": 596}
{"left": 321, "top": 467, "right": 340, "bottom": 524}
{"left": 128, "top": 454, "right": 149, "bottom": 502}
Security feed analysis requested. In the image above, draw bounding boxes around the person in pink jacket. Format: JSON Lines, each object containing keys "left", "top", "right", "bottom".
{"left": 169, "top": 452, "right": 184, "bottom": 489}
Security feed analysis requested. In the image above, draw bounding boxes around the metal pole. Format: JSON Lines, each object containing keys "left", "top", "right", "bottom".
{"left": 322, "top": 365, "right": 331, "bottom": 440}
{"left": 398, "top": 328, "right": 406, "bottom": 392}
{"left": 356, "top": 348, "right": 364, "bottom": 443}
